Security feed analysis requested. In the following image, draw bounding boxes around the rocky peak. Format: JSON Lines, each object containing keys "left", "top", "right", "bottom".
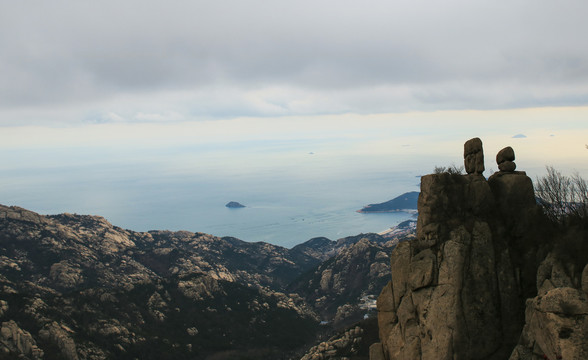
{"left": 0, "top": 205, "right": 48, "bottom": 225}
{"left": 370, "top": 138, "right": 587, "bottom": 360}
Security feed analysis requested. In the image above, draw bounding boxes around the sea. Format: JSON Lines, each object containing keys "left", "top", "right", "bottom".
{"left": 1, "top": 158, "right": 421, "bottom": 248}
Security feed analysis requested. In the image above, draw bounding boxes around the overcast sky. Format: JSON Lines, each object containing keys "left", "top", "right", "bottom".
{"left": 1, "top": 0, "right": 588, "bottom": 125}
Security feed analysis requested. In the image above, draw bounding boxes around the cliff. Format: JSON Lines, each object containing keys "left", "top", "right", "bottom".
{"left": 370, "top": 139, "right": 588, "bottom": 360}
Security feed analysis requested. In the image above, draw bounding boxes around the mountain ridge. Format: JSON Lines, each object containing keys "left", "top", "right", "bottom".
{"left": 357, "top": 191, "right": 419, "bottom": 213}
{"left": 0, "top": 203, "right": 411, "bottom": 359}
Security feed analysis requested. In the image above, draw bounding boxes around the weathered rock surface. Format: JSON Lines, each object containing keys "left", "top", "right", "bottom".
{"left": 509, "top": 254, "right": 588, "bottom": 360}
{"left": 496, "top": 146, "right": 515, "bottom": 164}
{"left": 288, "top": 232, "right": 412, "bottom": 327}
{"left": 370, "top": 140, "right": 584, "bottom": 360}
{"left": 301, "top": 325, "right": 365, "bottom": 360}
{"left": 39, "top": 321, "right": 79, "bottom": 360}
{"left": 376, "top": 173, "right": 528, "bottom": 359}
{"left": 464, "top": 137, "right": 485, "bottom": 174}
{"left": 0, "top": 320, "right": 44, "bottom": 359}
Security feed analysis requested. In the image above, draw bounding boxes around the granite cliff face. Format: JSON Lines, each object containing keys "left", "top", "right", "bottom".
{"left": 371, "top": 139, "right": 588, "bottom": 360}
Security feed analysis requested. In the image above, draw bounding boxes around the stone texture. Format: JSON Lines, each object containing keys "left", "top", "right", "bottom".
{"left": 497, "top": 146, "right": 515, "bottom": 163}
{"left": 377, "top": 173, "right": 527, "bottom": 359}
{"left": 494, "top": 146, "right": 518, "bottom": 174}
{"left": 0, "top": 300, "right": 7, "bottom": 317}
{"left": 50, "top": 260, "right": 84, "bottom": 288}
{"left": 0, "top": 320, "right": 44, "bottom": 359}
{"left": 510, "top": 287, "right": 588, "bottom": 360}
{"left": 582, "top": 264, "right": 588, "bottom": 294}
{"left": 300, "top": 326, "right": 365, "bottom": 360}
{"left": 509, "top": 254, "right": 588, "bottom": 360}
{"left": 488, "top": 172, "right": 537, "bottom": 231}
{"left": 369, "top": 342, "right": 386, "bottom": 360}
{"left": 372, "top": 139, "right": 555, "bottom": 360}
{"left": 498, "top": 160, "right": 516, "bottom": 172}
{"left": 39, "top": 322, "right": 79, "bottom": 360}
{"left": 464, "top": 137, "right": 485, "bottom": 174}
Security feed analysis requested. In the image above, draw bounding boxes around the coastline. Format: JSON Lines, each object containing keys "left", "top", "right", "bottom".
{"left": 356, "top": 209, "right": 418, "bottom": 214}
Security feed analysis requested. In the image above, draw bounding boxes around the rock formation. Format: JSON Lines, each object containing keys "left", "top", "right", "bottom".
{"left": 288, "top": 236, "right": 396, "bottom": 326}
{"left": 464, "top": 137, "right": 485, "bottom": 174}
{"left": 496, "top": 146, "right": 516, "bottom": 172}
{"left": 1, "top": 320, "right": 44, "bottom": 359}
{"left": 510, "top": 254, "right": 588, "bottom": 360}
{"left": 370, "top": 138, "right": 588, "bottom": 360}
{"left": 300, "top": 325, "right": 365, "bottom": 360}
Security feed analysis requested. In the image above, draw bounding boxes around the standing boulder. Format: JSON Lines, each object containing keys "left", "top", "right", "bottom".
{"left": 464, "top": 137, "right": 485, "bottom": 174}
{"left": 496, "top": 146, "right": 517, "bottom": 172}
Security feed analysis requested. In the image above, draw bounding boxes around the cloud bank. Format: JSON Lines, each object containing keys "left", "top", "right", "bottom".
{"left": 1, "top": 0, "right": 588, "bottom": 124}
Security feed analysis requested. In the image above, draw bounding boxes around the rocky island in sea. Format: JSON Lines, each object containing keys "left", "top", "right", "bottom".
{"left": 357, "top": 191, "right": 419, "bottom": 213}
{"left": 225, "top": 201, "right": 246, "bottom": 208}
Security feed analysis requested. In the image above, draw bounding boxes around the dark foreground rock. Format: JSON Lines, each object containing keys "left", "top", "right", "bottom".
{"left": 371, "top": 139, "right": 588, "bottom": 360}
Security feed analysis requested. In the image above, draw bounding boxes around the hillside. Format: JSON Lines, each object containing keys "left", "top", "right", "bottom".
{"left": 0, "top": 205, "right": 324, "bottom": 359}
{"left": 357, "top": 192, "right": 419, "bottom": 213}
{"left": 0, "top": 204, "right": 411, "bottom": 359}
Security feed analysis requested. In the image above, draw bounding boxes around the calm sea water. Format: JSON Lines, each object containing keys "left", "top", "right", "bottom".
{"left": 1, "top": 159, "right": 420, "bottom": 248}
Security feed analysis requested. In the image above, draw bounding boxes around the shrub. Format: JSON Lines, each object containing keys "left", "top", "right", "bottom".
{"left": 433, "top": 163, "right": 464, "bottom": 175}
{"left": 535, "top": 166, "right": 588, "bottom": 224}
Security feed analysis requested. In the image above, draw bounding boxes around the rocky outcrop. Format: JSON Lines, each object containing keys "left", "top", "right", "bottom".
{"left": 0, "top": 320, "right": 44, "bottom": 359}
{"left": 496, "top": 146, "right": 516, "bottom": 172}
{"left": 371, "top": 139, "right": 571, "bottom": 360}
{"left": 289, "top": 237, "right": 397, "bottom": 326}
{"left": 39, "top": 322, "right": 79, "bottom": 360}
{"left": 301, "top": 325, "right": 365, "bottom": 360}
{"left": 464, "top": 137, "right": 485, "bottom": 174}
{"left": 509, "top": 254, "right": 588, "bottom": 359}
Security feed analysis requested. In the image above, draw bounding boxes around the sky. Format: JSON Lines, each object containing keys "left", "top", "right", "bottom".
{"left": 0, "top": 1, "right": 587, "bottom": 237}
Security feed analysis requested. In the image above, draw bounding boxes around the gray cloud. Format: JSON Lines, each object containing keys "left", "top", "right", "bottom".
{"left": 1, "top": 0, "right": 588, "bottom": 121}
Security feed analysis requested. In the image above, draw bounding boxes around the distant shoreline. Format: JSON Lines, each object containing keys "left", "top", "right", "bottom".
{"left": 357, "top": 191, "right": 419, "bottom": 214}
{"left": 357, "top": 209, "right": 418, "bottom": 214}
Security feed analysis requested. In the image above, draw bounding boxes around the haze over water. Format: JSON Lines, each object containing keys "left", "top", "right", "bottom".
{"left": 2, "top": 110, "right": 587, "bottom": 247}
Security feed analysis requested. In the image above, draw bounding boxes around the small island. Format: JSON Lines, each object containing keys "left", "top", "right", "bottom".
{"left": 357, "top": 191, "right": 419, "bottom": 213}
{"left": 225, "top": 201, "right": 246, "bottom": 208}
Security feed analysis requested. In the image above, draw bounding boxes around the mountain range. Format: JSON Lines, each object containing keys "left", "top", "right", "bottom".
{"left": 0, "top": 204, "right": 413, "bottom": 360}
